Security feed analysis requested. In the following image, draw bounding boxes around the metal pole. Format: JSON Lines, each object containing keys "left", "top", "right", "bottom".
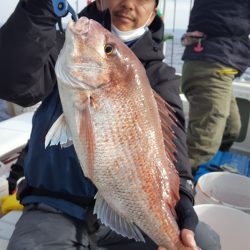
{"left": 75, "top": 0, "right": 78, "bottom": 14}
{"left": 170, "top": 0, "right": 177, "bottom": 66}
{"left": 187, "top": 0, "right": 193, "bottom": 27}
{"left": 162, "top": 0, "right": 167, "bottom": 20}
{"left": 190, "top": 0, "right": 194, "bottom": 10}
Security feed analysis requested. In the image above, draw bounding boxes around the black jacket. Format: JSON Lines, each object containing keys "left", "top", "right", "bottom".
{"left": 0, "top": 0, "right": 193, "bottom": 197}
{"left": 182, "top": 0, "right": 250, "bottom": 73}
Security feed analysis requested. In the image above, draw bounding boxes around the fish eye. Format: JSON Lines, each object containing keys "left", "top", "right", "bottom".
{"left": 104, "top": 44, "right": 114, "bottom": 55}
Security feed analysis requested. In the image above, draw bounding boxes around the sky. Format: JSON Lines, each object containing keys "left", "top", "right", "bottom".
{"left": 1, "top": 0, "right": 191, "bottom": 29}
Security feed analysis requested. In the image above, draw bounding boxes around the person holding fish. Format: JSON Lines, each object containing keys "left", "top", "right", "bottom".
{"left": 0, "top": 0, "right": 220, "bottom": 249}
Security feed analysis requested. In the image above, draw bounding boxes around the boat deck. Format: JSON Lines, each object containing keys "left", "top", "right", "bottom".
{"left": 0, "top": 211, "right": 22, "bottom": 250}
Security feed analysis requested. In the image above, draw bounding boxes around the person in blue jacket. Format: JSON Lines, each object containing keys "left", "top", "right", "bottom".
{"left": 0, "top": 0, "right": 220, "bottom": 249}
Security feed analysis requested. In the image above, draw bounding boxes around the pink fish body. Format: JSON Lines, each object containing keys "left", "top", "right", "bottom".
{"left": 46, "top": 17, "right": 192, "bottom": 250}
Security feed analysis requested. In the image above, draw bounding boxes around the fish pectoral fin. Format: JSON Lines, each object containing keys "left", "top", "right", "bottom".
{"left": 94, "top": 192, "right": 145, "bottom": 242}
{"left": 75, "top": 96, "right": 95, "bottom": 178}
{"left": 45, "top": 114, "right": 73, "bottom": 148}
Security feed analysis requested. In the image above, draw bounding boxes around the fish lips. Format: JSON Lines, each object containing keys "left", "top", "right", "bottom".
{"left": 67, "top": 64, "right": 109, "bottom": 90}
{"left": 68, "top": 17, "right": 91, "bottom": 35}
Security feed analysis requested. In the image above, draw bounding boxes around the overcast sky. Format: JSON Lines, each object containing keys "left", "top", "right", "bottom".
{"left": 1, "top": 0, "right": 191, "bottom": 29}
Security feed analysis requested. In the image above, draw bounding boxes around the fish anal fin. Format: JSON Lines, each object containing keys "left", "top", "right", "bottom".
{"left": 45, "top": 114, "right": 73, "bottom": 148}
{"left": 94, "top": 192, "right": 145, "bottom": 242}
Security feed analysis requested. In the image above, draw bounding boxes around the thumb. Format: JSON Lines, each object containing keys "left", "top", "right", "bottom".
{"left": 181, "top": 229, "right": 197, "bottom": 249}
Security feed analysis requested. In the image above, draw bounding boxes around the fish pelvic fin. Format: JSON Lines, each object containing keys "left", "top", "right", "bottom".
{"left": 45, "top": 114, "right": 73, "bottom": 148}
{"left": 94, "top": 192, "right": 145, "bottom": 242}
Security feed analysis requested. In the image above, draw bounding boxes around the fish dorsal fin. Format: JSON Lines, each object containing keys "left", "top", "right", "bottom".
{"left": 153, "top": 91, "right": 180, "bottom": 209}
{"left": 153, "top": 90, "right": 177, "bottom": 163}
{"left": 74, "top": 94, "right": 95, "bottom": 179}
{"left": 45, "top": 114, "right": 73, "bottom": 148}
{"left": 94, "top": 192, "right": 145, "bottom": 242}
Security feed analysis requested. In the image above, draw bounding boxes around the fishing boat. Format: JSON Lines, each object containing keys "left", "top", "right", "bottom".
{"left": 0, "top": 0, "right": 250, "bottom": 249}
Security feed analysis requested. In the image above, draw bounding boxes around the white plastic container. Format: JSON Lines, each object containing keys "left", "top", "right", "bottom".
{"left": 0, "top": 177, "right": 8, "bottom": 203}
{"left": 194, "top": 204, "right": 250, "bottom": 250}
{"left": 0, "top": 239, "right": 9, "bottom": 250}
{"left": 195, "top": 172, "right": 250, "bottom": 214}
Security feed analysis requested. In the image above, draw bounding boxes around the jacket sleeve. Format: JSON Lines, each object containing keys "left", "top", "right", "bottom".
{"left": 145, "top": 61, "right": 194, "bottom": 200}
{"left": 0, "top": 0, "right": 60, "bottom": 107}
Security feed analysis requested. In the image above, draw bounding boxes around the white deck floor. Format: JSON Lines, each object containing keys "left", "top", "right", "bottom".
{"left": 0, "top": 211, "right": 22, "bottom": 250}
{"left": 0, "top": 112, "right": 33, "bottom": 162}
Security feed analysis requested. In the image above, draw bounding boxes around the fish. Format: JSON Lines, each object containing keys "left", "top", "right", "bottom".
{"left": 45, "top": 16, "right": 192, "bottom": 250}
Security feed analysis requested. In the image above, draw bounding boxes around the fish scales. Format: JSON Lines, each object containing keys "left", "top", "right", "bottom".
{"left": 46, "top": 16, "right": 192, "bottom": 249}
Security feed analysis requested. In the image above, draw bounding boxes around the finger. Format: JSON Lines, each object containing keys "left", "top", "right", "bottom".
{"left": 158, "top": 247, "right": 166, "bottom": 250}
{"left": 181, "top": 229, "right": 197, "bottom": 248}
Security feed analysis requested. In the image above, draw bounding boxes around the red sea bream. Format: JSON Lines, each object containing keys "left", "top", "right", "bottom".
{"left": 45, "top": 17, "right": 192, "bottom": 250}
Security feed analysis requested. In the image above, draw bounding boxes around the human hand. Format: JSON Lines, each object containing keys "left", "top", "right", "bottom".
{"left": 158, "top": 229, "right": 199, "bottom": 250}
{"left": 180, "top": 228, "right": 198, "bottom": 249}
{"left": 175, "top": 192, "right": 199, "bottom": 249}
{"left": 157, "top": 191, "right": 201, "bottom": 250}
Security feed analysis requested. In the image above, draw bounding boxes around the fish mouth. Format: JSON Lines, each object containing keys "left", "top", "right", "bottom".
{"left": 62, "top": 69, "right": 108, "bottom": 91}
{"left": 68, "top": 17, "right": 91, "bottom": 35}
{"left": 62, "top": 17, "right": 108, "bottom": 90}
{"left": 62, "top": 65, "right": 109, "bottom": 91}
{"left": 56, "top": 59, "right": 107, "bottom": 91}
{"left": 67, "top": 62, "right": 108, "bottom": 76}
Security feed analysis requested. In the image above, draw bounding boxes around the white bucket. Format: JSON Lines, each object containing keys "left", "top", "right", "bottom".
{"left": 195, "top": 172, "right": 250, "bottom": 214}
{"left": 0, "top": 177, "right": 8, "bottom": 207}
{"left": 0, "top": 177, "right": 8, "bottom": 197}
{"left": 194, "top": 204, "right": 250, "bottom": 250}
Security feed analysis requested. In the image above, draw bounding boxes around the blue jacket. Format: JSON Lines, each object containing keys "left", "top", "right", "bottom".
{"left": 22, "top": 87, "right": 97, "bottom": 219}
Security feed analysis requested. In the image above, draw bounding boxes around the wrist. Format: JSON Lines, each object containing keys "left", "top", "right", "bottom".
{"left": 175, "top": 193, "right": 198, "bottom": 232}
{"left": 179, "top": 178, "right": 195, "bottom": 205}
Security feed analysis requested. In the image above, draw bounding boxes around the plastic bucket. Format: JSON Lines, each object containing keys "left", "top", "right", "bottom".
{"left": 194, "top": 204, "right": 250, "bottom": 250}
{"left": 195, "top": 172, "right": 250, "bottom": 214}
{"left": 0, "top": 177, "right": 8, "bottom": 199}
